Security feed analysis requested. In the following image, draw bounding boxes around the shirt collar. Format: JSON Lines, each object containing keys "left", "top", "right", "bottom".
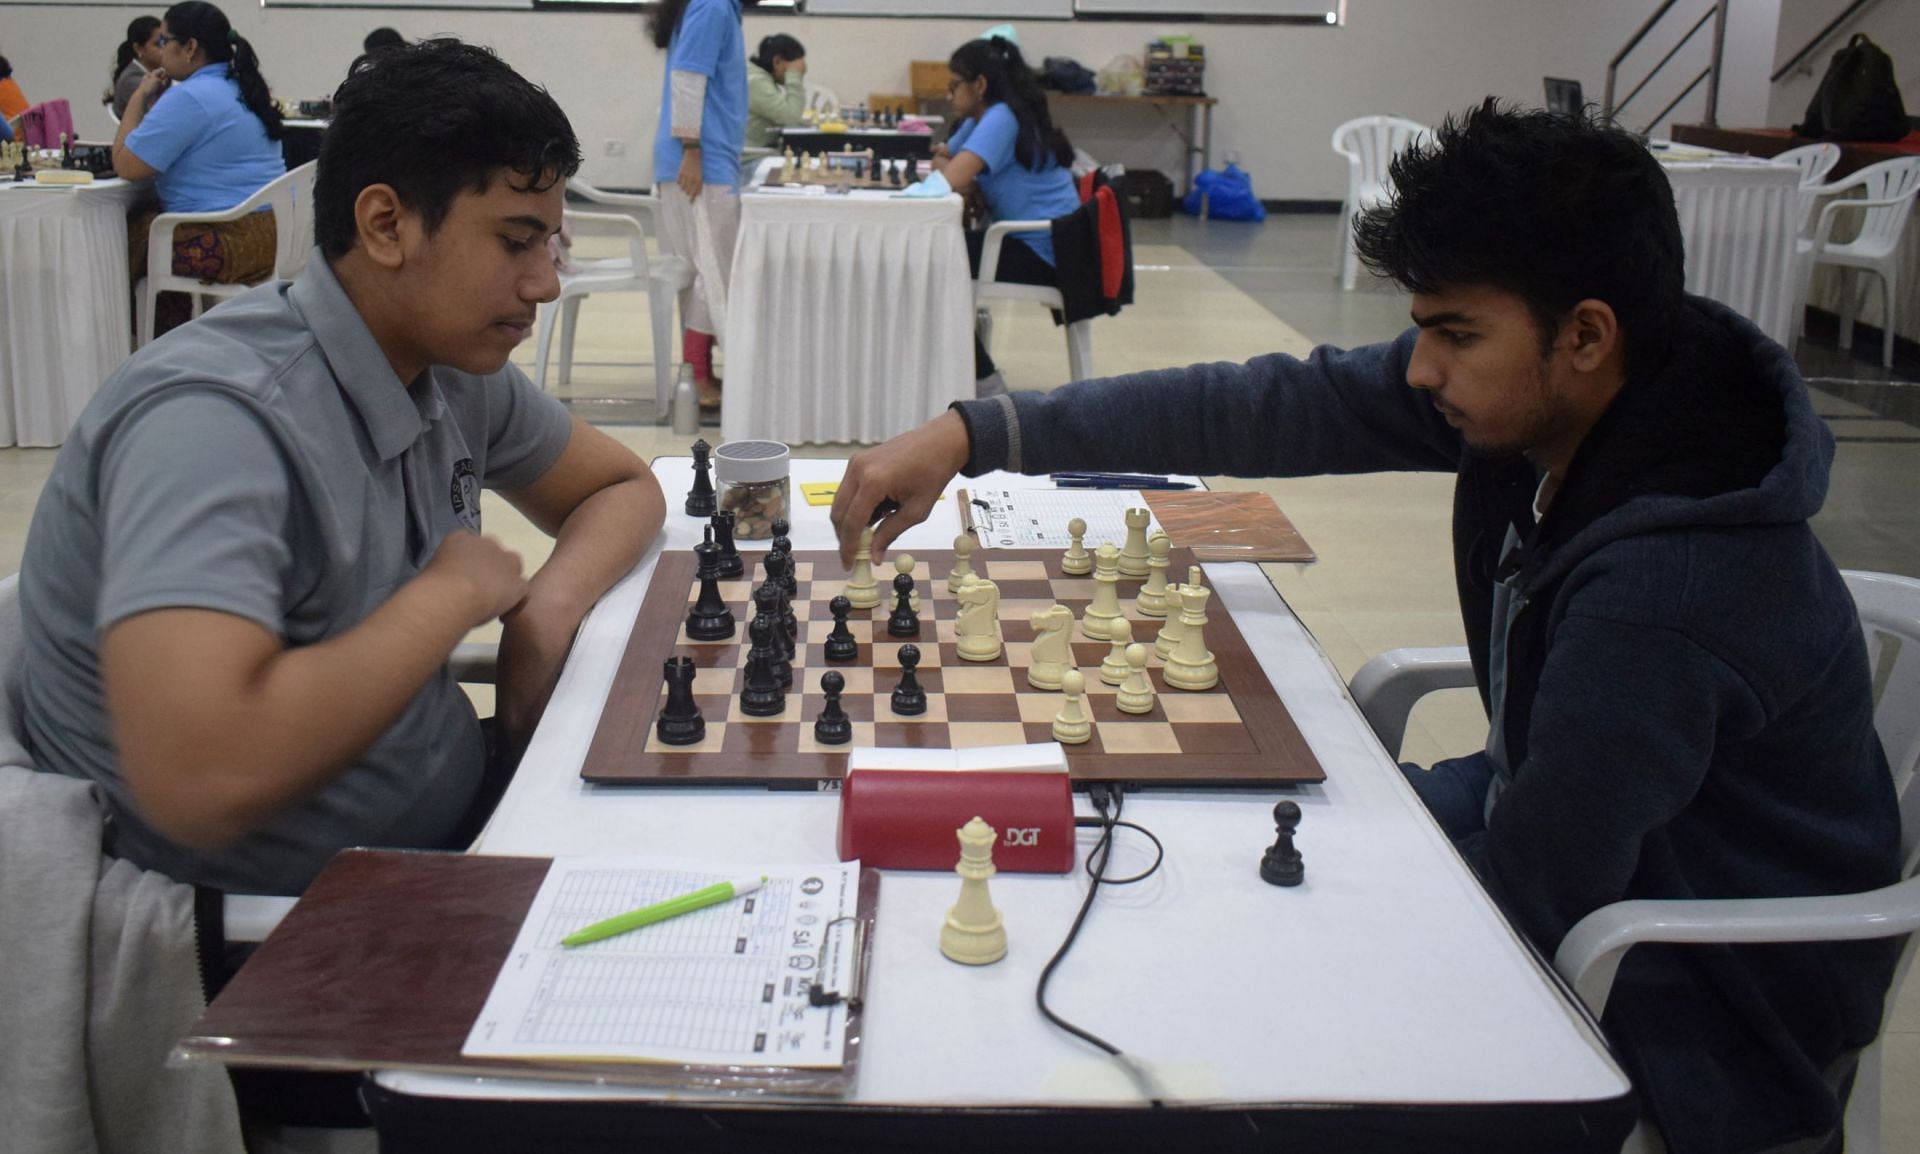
{"left": 288, "top": 250, "right": 444, "bottom": 461}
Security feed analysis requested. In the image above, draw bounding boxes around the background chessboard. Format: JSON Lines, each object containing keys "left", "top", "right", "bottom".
{"left": 580, "top": 548, "right": 1325, "bottom": 788}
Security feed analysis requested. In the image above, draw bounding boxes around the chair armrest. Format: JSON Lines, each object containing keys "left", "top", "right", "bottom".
{"left": 450, "top": 641, "right": 498, "bottom": 686}
{"left": 565, "top": 208, "right": 651, "bottom": 274}
{"left": 1346, "top": 646, "right": 1474, "bottom": 759}
{"left": 978, "top": 220, "right": 1051, "bottom": 283}
{"left": 1808, "top": 192, "right": 1919, "bottom": 253}
{"left": 567, "top": 182, "right": 663, "bottom": 236}
{"left": 1554, "top": 876, "right": 1920, "bottom": 1017}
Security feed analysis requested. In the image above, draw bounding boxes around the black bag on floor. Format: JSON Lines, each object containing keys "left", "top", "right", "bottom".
{"left": 1793, "top": 33, "right": 1909, "bottom": 142}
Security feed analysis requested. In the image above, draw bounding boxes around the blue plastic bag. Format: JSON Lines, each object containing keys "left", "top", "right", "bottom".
{"left": 1181, "top": 163, "right": 1267, "bottom": 222}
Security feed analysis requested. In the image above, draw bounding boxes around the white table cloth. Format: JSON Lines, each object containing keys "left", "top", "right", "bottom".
{"left": 723, "top": 163, "right": 972, "bottom": 446}
{"left": 1660, "top": 158, "right": 1801, "bottom": 346}
{"left": 379, "top": 458, "right": 1629, "bottom": 1118}
{"left": 0, "top": 178, "right": 141, "bottom": 447}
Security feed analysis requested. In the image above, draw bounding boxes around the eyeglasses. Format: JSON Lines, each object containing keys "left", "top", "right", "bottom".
{"left": 154, "top": 34, "right": 180, "bottom": 47}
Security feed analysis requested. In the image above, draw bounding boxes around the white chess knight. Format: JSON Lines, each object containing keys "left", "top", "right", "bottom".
{"left": 1163, "top": 583, "right": 1218, "bottom": 691}
{"left": 1052, "top": 669, "right": 1092, "bottom": 744}
{"left": 895, "top": 554, "right": 920, "bottom": 613}
{"left": 1099, "top": 617, "right": 1134, "bottom": 685}
{"left": 1026, "top": 604, "right": 1075, "bottom": 690}
{"left": 1116, "top": 643, "right": 1156, "bottom": 714}
{"left": 947, "top": 533, "right": 977, "bottom": 595}
{"left": 1061, "top": 517, "right": 1093, "bottom": 576}
{"left": 955, "top": 576, "right": 1003, "bottom": 662}
{"left": 1119, "top": 507, "right": 1152, "bottom": 578}
{"left": 1080, "top": 543, "right": 1124, "bottom": 641}
{"left": 1137, "top": 533, "right": 1172, "bottom": 618}
{"left": 844, "top": 527, "right": 881, "bottom": 609}
{"left": 940, "top": 816, "right": 1007, "bottom": 966}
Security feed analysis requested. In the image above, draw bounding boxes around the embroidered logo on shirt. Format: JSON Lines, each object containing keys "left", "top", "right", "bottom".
{"left": 449, "top": 458, "right": 481, "bottom": 532}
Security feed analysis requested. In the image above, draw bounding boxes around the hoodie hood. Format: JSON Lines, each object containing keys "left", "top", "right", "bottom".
{"left": 1518, "top": 295, "right": 1829, "bottom": 593}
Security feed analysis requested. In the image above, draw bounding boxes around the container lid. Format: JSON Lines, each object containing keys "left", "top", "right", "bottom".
{"left": 714, "top": 439, "right": 790, "bottom": 485}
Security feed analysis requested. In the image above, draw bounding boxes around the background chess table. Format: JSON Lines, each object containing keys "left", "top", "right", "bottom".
{"left": 582, "top": 548, "right": 1324, "bottom": 787}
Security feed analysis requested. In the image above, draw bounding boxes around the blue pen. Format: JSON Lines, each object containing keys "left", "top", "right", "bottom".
{"left": 1055, "top": 479, "right": 1195, "bottom": 490}
{"left": 1050, "top": 472, "right": 1174, "bottom": 485}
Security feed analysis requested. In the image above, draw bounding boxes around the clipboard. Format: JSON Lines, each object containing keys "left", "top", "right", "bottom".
{"left": 958, "top": 487, "right": 1314, "bottom": 563}
{"left": 174, "top": 849, "right": 880, "bottom": 1098}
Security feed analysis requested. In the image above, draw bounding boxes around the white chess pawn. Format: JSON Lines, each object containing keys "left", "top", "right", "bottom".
{"left": 1026, "top": 604, "right": 1074, "bottom": 690}
{"left": 844, "top": 527, "right": 882, "bottom": 609}
{"left": 1154, "top": 583, "right": 1187, "bottom": 660}
{"left": 1099, "top": 617, "right": 1134, "bottom": 686}
{"left": 940, "top": 816, "right": 1007, "bottom": 966}
{"left": 1116, "top": 643, "right": 1156, "bottom": 714}
{"left": 1137, "top": 533, "right": 1172, "bottom": 618}
{"left": 1061, "top": 517, "right": 1093, "bottom": 576}
{"left": 947, "top": 533, "right": 977, "bottom": 595}
{"left": 1163, "top": 584, "right": 1218, "bottom": 691}
{"left": 1080, "top": 543, "right": 1124, "bottom": 641}
{"left": 1052, "top": 670, "right": 1093, "bottom": 745}
{"left": 895, "top": 554, "right": 920, "bottom": 613}
{"left": 1119, "top": 507, "right": 1152, "bottom": 578}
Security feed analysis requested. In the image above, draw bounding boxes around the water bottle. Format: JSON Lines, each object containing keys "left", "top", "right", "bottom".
{"left": 670, "top": 362, "right": 700, "bottom": 436}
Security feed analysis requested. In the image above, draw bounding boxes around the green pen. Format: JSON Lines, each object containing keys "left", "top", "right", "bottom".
{"left": 560, "top": 875, "right": 768, "bottom": 948}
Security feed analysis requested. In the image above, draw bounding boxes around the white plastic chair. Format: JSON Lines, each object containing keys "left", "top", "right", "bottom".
{"left": 975, "top": 221, "right": 1094, "bottom": 382}
{"left": 532, "top": 179, "right": 694, "bottom": 421}
{"left": 136, "top": 161, "right": 316, "bottom": 348}
{"left": 1796, "top": 157, "right": 1920, "bottom": 368}
{"left": 1774, "top": 142, "right": 1842, "bottom": 236}
{"left": 1348, "top": 569, "right": 1920, "bottom": 1153}
{"left": 1330, "top": 115, "right": 1428, "bottom": 292}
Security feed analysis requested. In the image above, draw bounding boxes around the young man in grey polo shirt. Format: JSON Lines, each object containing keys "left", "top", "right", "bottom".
{"left": 19, "top": 40, "right": 667, "bottom": 898}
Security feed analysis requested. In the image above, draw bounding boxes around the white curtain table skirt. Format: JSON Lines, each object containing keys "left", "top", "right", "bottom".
{"left": 0, "top": 179, "right": 142, "bottom": 448}
{"left": 1661, "top": 159, "right": 1800, "bottom": 347}
{"left": 723, "top": 187, "right": 973, "bottom": 446}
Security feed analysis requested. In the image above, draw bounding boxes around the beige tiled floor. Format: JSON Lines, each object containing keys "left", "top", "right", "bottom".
{"left": 4, "top": 221, "right": 1915, "bottom": 1148}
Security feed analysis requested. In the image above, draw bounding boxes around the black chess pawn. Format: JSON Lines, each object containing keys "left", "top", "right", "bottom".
{"left": 814, "top": 671, "right": 853, "bottom": 745}
{"left": 888, "top": 159, "right": 903, "bottom": 187}
{"left": 685, "top": 533, "right": 737, "bottom": 641}
{"left": 754, "top": 583, "right": 793, "bottom": 688}
{"left": 770, "top": 516, "right": 790, "bottom": 539}
{"left": 686, "top": 438, "right": 717, "bottom": 517}
{"left": 656, "top": 656, "right": 706, "bottom": 745}
{"left": 1259, "top": 800, "right": 1305, "bottom": 887}
{"left": 740, "top": 615, "right": 787, "bottom": 717}
{"left": 890, "top": 644, "right": 927, "bottom": 716}
{"left": 710, "top": 510, "right": 743, "bottom": 579}
{"left": 824, "top": 595, "right": 858, "bottom": 662}
{"left": 887, "top": 571, "right": 920, "bottom": 638}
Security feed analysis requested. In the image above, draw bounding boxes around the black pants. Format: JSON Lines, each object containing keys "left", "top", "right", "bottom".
{"left": 967, "top": 229, "right": 1058, "bottom": 379}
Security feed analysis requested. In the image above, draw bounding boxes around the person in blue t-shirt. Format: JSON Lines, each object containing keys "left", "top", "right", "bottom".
{"left": 936, "top": 36, "right": 1082, "bottom": 398}
{"left": 650, "top": 0, "right": 756, "bottom": 411}
{"left": 113, "top": 1, "right": 288, "bottom": 336}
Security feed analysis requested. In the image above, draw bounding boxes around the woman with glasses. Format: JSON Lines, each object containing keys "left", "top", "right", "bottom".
{"left": 107, "top": 17, "right": 164, "bottom": 121}
{"left": 935, "top": 36, "right": 1080, "bottom": 398}
{"left": 113, "top": 1, "right": 286, "bottom": 336}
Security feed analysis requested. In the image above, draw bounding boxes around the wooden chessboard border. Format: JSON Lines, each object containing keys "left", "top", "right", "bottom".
{"left": 580, "top": 548, "right": 1326, "bottom": 788}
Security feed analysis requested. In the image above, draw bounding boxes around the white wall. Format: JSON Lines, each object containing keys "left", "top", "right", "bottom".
{"left": 1769, "top": 0, "right": 1919, "bottom": 127}
{"left": 0, "top": 0, "right": 1784, "bottom": 200}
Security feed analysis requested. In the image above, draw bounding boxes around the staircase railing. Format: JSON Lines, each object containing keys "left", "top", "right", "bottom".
{"left": 1604, "top": 0, "right": 1728, "bottom": 133}
{"left": 1771, "top": 0, "right": 1882, "bottom": 83}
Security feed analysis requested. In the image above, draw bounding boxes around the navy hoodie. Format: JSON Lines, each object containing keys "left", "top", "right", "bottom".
{"left": 953, "top": 297, "right": 1900, "bottom": 1154}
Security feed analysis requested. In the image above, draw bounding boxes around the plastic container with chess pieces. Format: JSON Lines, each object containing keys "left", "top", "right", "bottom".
{"left": 714, "top": 439, "right": 789, "bottom": 539}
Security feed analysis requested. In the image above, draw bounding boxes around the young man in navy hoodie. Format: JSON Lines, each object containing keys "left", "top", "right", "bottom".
{"left": 831, "top": 100, "right": 1900, "bottom": 1154}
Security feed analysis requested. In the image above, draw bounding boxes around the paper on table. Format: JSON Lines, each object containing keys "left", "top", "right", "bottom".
{"left": 463, "top": 857, "right": 861, "bottom": 1068}
{"left": 894, "top": 169, "right": 953, "bottom": 199}
{"left": 961, "top": 487, "right": 1161, "bottom": 549}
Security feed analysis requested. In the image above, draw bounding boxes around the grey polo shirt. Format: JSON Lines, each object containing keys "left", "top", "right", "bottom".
{"left": 18, "top": 253, "right": 573, "bottom": 895}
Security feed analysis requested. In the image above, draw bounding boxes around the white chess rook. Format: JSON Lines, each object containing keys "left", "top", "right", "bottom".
{"left": 1080, "top": 543, "right": 1124, "bottom": 641}
{"left": 1163, "top": 584, "right": 1218, "bottom": 691}
{"left": 1119, "top": 507, "right": 1152, "bottom": 578}
{"left": 1137, "top": 532, "right": 1172, "bottom": 618}
{"left": 940, "top": 816, "right": 1008, "bottom": 965}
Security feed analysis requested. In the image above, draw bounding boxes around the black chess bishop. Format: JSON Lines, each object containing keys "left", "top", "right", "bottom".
{"left": 685, "top": 531, "right": 736, "bottom": 642}
{"left": 753, "top": 583, "right": 793, "bottom": 688}
{"left": 739, "top": 614, "right": 787, "bottom": 717}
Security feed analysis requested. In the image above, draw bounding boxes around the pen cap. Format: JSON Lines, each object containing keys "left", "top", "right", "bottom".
{"left": 837, "top": 769, "right": 1074, "bottom": 873}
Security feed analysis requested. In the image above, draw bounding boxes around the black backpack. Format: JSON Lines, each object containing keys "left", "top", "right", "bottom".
{"left": 1793, "top": 33, "right": 1909, "bottom": 143}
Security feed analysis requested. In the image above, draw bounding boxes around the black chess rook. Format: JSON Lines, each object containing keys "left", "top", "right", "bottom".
{"left": 655, "top": 656, "right": 706, "bottom": 746}
{"left": 1260, "top": 800, "right": 1305, "bottom": 887}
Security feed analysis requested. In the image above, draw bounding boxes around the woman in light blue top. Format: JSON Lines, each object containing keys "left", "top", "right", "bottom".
{"left": 935, "top": 37, "right": 1081, "bottom": 395}
{"left": 114, "top": 1, "right": 287, "bottom": 335}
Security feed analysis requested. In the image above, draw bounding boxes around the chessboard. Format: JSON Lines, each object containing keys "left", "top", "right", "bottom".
{"left": 580, "top": 547, "right": 1326, "bottom": 788}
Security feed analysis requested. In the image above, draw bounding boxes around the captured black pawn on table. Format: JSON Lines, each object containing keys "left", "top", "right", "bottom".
{"left": 740, "top": 614, "right": 786, "bottom": 717}
{"left": 887, "top": 571, "right": 920, "bottom": 638}
{"left": 814, "top": 670, "right": 853, "bottom": 745}
{"left": 686, "top": 530, "right": 737, "bottom": 642}
{"left": 824, "top": 595, "right": 858, "bottom": 662}
{"left": 1260, "top": 800, "right": 1305, "bottom": 887}
{"left": 710, "top": 509, "right": 743, "bottom": 579}
{"left": 686, "top": 438, "right": 716, "bottom": 517}
{"left": 753, "top": 583, "right": 793, "bottom": 688}
{"left": 891, "top": 643, "right": 928, "bottom": 716}
{"left": 655, "top": 656, "right": 706, "bottom": 746}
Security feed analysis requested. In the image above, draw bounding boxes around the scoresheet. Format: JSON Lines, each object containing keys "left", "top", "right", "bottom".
{"left": 463, "top": 857, "right": 861, "bottom": 1068}
{"left": 961, "top": 488, "right": 1163, "bottom": 550}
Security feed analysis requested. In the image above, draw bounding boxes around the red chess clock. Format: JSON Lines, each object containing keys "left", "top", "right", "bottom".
{"left": 837, "top": 769, "right": 1075, "bottom": 873}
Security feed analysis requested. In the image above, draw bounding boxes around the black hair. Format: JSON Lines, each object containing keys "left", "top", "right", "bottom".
{"left": 111, "top": 16, "right": 163, "bottom": 88}
{"left": 647, "top": 0, "right": 691, "bottom": 50}
{"left": 753, "top": 33, "right": 805, "bottom": 75}
{"left": 363, "top": 27, "right": 406, "bottom": 55}
{"left": 162, "top": 2, "right": 283, "bottom": 140}
{"left": 949, "top": 37, "right": 1072, "bottom": 171}
{"left": 0, "top": 57, "right": 12, "bottom": 81}
{"left": 315, "top": 38, "right": 581, "bottom": 260}
{"left": 1354, "top": 98, "right": 1684, "bottom": 379}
